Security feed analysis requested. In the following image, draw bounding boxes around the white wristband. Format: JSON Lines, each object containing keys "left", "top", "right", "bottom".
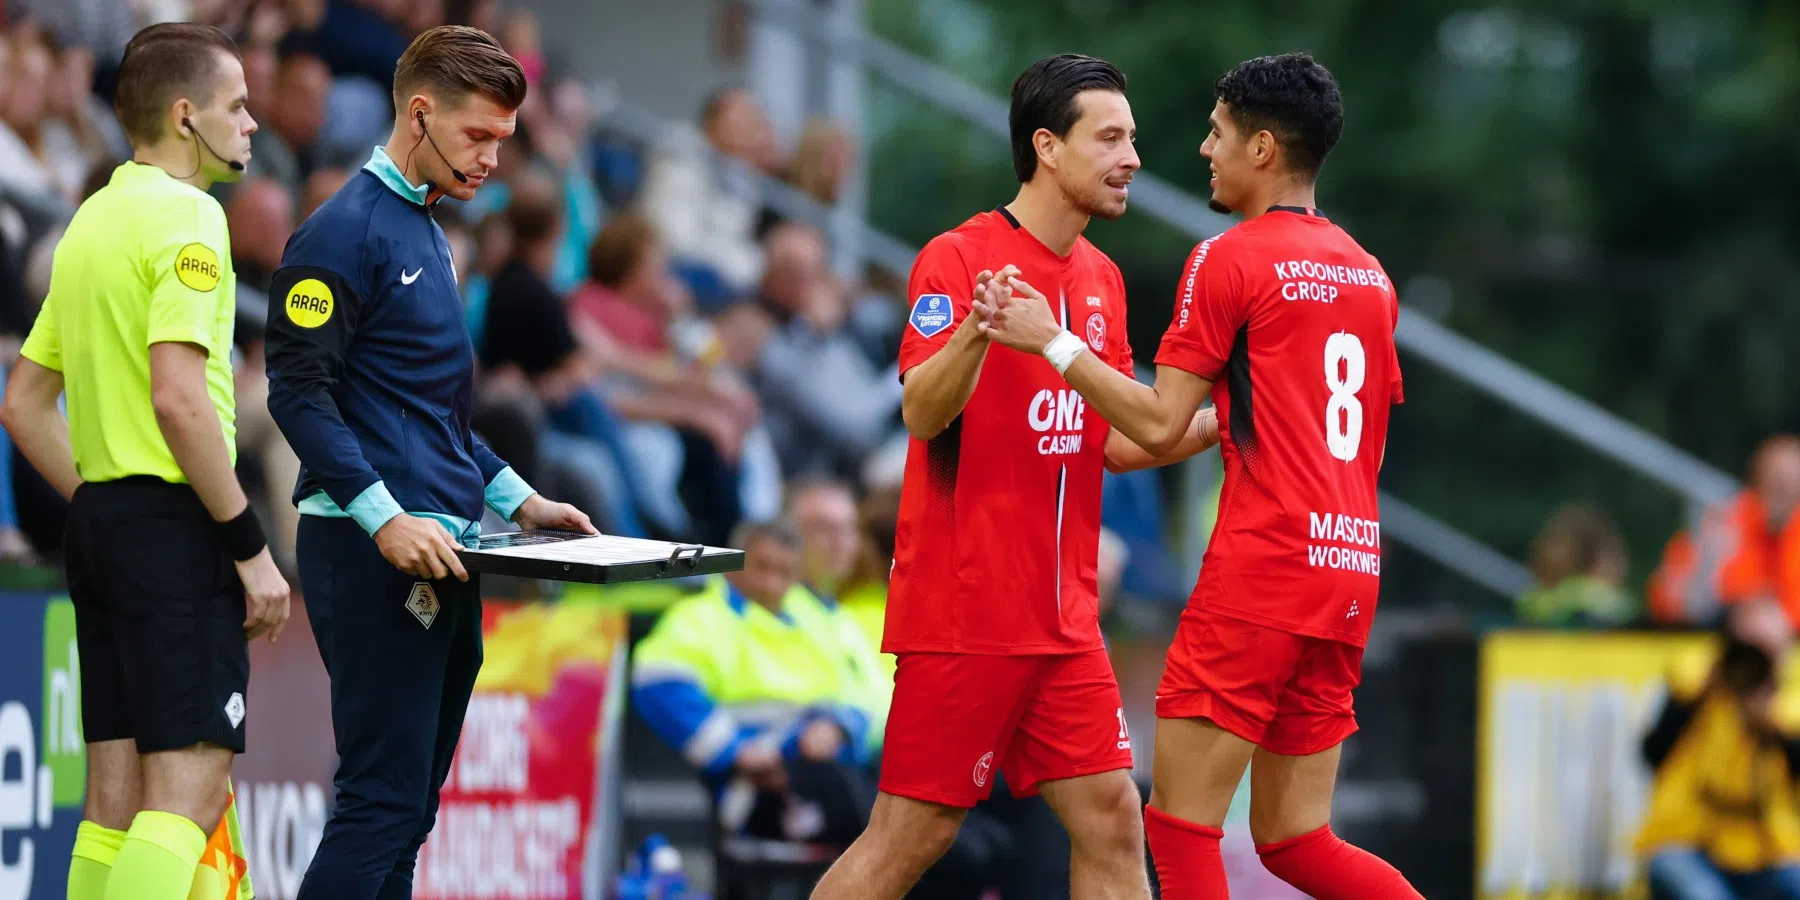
{"left": 1043, "top": 330, "right": 1087, "bottom": 376}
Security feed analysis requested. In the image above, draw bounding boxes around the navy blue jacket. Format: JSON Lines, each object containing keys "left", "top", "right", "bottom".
{"left": 265, "top": 147, "right": 532, "bottom": 542}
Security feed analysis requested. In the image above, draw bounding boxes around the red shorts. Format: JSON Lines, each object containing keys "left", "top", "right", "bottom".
{"left": 878, "top": 648, "right": 1134, "bottom": 808}
{"left": 1156, "top": 607, "right": 1364, "bottom": 756}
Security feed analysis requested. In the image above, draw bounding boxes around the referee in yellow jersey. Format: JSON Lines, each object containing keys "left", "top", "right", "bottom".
{"left": 0, "top": 23, "right": 289, "bottom": 900}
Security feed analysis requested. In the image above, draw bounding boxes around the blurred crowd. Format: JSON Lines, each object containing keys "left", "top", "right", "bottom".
{"left": 1514, "top": 434, "right": 1800, "bottom": 636}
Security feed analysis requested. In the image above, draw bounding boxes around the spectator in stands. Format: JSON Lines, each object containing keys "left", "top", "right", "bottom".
{"left": 836, "top": 485, "right": 899, "bottom": 673}
{"left": 264, "top": 45, "right": 332, "bottom": 187}
{"left": 1637, "top": 599, "right": 1800, "bottom": 899}
{"left": 308, "top": 0, "right": 412, "bottom": 88}
{"left": 788, "top": 477, "right": 860, "bottom": 602}
{"left": 570, "top": 211, "right": 762, "bottom": 453}
{"left": 0, "top": 32, "right": 72, "bottom": 213}
{"left": 241, "top": 44, "right": 279, "bottom": 118}
{"left": 631, "top": 519, "right": 880, "bottom": 848}
{"left": 1516, "top": 503, "right": 1635, "bottom": 627}
{"left": 787, "top": 117, "right": 853, "bottom": 207}
{"left": 476, "top": 171, "right": 653, "bottom": 537}
{"left": 41, "top": 42, "right": 129, "bottom": 197}
{"left": 637, "top": 86, "right": 776, "bottom": 303}
{"left": 754, "top": 222, "right": 904, "bottom": 480}
{"left": 226, "top": 177, "right": 292, "bottom": 300}
{"left": 1652, "top": 436, "right": 1800, "bottom": 628}
{"left": 12, "top": 0, "right": 136, "bottom": 82}
{"left": 298, "top": 166, "right": 349, "bottom": 221}
{"left": 494, "top": 179, "right": 783, "bottom": 543}
{"left": 225, "top": 178, "right": 302, "bottom": 567}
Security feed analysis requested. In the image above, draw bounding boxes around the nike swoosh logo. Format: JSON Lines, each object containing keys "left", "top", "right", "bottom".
{"left": 401, "top": 268, "right": 422, "bottom": 285}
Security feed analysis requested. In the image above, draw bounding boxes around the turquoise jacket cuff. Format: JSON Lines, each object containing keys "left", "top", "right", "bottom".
{"left": 346, "top": 481, "right": 405, "bottom": 537}
{"left": 484, "top": 467, "right": 535, "bottom": 522}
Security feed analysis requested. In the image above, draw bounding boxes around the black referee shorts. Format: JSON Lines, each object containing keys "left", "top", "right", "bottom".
{"left": 65, "top": 477, "right": 250, "bottom": 754}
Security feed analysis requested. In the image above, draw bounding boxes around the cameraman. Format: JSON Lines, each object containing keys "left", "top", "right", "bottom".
{"left": 1638, "top": 600, "right": 1800, "bottom": 899}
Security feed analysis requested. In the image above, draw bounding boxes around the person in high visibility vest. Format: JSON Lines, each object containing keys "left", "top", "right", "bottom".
{"left": 632, "top": 518, "right": 883, "bottom": 842}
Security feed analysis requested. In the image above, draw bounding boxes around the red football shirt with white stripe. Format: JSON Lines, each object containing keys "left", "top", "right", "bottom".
{"left": 887, "top": 209, "right": 1135, "bottom": 655}
{"left": 1157, "top": 209, "right": 1402, "bottom": 646}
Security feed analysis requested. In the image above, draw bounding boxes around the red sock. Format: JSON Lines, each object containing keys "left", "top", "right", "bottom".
{"left": 1144, "top": 804, "right": 1230, "bottom": 900}
{"left": 1256, "top": 825, "right": 1422, "bottom": 899}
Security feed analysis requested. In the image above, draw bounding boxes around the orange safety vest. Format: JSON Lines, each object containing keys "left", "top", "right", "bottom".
{"left": 1650, "top": 492, "right": 1800, "bottom": 626}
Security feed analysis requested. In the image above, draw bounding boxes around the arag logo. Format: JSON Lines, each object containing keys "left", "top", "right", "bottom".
{"left": 1027, "top": 388, "right": 1086, "bottom": 456}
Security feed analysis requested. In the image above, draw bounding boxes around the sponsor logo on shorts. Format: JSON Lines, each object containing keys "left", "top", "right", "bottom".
{"left": 224, "top": 692, "right": 245, "bottom": 729}
{"left": 972, "top": 751, "right": 994, "bottom": 788}
{"left": 175, "top": 242, "right": 222, "bottom": 292}
{"left": 909, "top": 294, "right": 953, "bottom": 338}
{"left": 407, "top": 583, "right": 440, "bottom": 629}
{"left": 1116, "top": 707, "right": 1132, "bottom": 751}
{"left": 284, "top": 278, "right": 334, "bottom": 329}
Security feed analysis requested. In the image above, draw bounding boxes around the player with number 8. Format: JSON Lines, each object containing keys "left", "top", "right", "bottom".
{"left": 975, "top": 53, "right": 1419, "bottom": 899}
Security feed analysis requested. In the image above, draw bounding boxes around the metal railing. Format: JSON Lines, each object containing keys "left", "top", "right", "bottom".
{"left": 596, "top": 96, "right": 1535, "bottom": 598}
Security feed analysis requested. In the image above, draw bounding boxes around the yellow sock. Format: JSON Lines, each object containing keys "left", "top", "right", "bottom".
{"left": 104, "top": 810, "right": 207, "bottom": 900}
{"left": 69, "top": 820, "right": 126, "bottom": 900}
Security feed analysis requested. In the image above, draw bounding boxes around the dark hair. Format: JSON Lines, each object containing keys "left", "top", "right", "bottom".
{"left": 1009, "top": 54, "right": 1127, "bottom": 183}
{"left": 730, "top": 518, "right": 802, "bottom": 554}
{"left": 1716, "top": 634, "right": 1776, "bottom": 698}
{"left": 392, "top": 25, "right": 526, "bottom": 112}
{"left": 1529, "top": 504, "right": 1626, "bottom": 586}
{"left": 587, "top": 211, "right": 658, "bottom": 288}
{"left": 1213, "top": 52, "right": 1344, "bottom": 178}
{"left": 113, "top": 23, "right": 239, "bottom": 146}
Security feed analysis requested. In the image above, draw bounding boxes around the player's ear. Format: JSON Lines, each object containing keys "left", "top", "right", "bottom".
{"left": 171, "top": 98, "right": 193, "bottom": 135}
{"left": 1034, "top": 127, "right": 1059, "bottom": 172}
{"left": 1252, "top": 129, "right": 1277, "bottom": 170}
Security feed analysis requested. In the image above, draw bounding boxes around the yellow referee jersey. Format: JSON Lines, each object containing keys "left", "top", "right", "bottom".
{"left": 19, "top": 161, "right": 238, "bottom": 483}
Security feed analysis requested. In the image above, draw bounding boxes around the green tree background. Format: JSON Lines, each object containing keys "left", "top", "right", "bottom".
{"left": 858, "top": 0, "right": 1800, "bottom": 611}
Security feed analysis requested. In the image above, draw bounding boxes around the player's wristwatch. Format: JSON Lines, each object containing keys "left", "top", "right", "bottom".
{"left": 1043, "top": 330, "right": 1087, "bottom": 375}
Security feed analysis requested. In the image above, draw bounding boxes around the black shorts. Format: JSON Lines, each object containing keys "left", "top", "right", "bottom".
{"left": 65, "top": 477, "right": 250, "bottom": 754}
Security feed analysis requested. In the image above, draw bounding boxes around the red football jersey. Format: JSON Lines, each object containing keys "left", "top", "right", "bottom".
{"left": 1157, "top": 209, "right": 1403, "bottom": 646}
{"left": 886, "top": 209, "right": 1135, "bottom": 655}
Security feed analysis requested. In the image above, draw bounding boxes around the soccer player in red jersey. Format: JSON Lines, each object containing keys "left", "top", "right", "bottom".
{"left": 810, "top": 55, "right": 1216, "bottom": 900}
{"left": 976, "top": 54, "right": 1424, "bottom": 899}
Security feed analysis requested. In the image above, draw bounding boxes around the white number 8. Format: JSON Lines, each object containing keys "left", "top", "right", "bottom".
{"left": 1323, "top": 332, "right": 1365, "bottom": 462}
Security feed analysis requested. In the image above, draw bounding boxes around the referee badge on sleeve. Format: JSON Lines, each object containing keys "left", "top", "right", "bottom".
{"left": 285, "top": 278, "right": 335, "bottom": 328}
{"left": 910, "top": 293, "right": 953, "bottom": 338}
{"left": 175, "top": 243, "right": 222, "bottom": 292}
{"left": 406, "top": 582, "right": 440, "bottom": 629}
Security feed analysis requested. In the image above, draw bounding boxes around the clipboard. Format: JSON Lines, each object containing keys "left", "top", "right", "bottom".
{"left": 455, "top": 530, "right": 746, "bottom": 585}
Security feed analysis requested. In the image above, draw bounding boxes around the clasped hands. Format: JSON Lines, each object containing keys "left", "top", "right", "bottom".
{"left": 969, "top": 265, "right": 1066, "bottom": 356}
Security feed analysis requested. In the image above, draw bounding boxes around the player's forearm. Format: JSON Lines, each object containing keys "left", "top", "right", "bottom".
{"left": 1061, "top": 352, "right": 1188, "bottom": 455}
{"left": 0, "top": 367, "right": 81, "bottom": 500}
{"left": 1105, "top": 407, "right": 1220, "bottom": 473}
{"left": 154, "top": 385, "right": 251, "bottom": 521}
{"left": 901, "top": 326, "right": 990, "bottom": 440}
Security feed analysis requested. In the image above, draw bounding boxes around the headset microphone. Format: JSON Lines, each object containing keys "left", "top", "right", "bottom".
{"left": 182, "top": 117, "right": 245, "bottom": 172}
{"left": 416, "top": 111, "right": 469, "bottom": 184}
